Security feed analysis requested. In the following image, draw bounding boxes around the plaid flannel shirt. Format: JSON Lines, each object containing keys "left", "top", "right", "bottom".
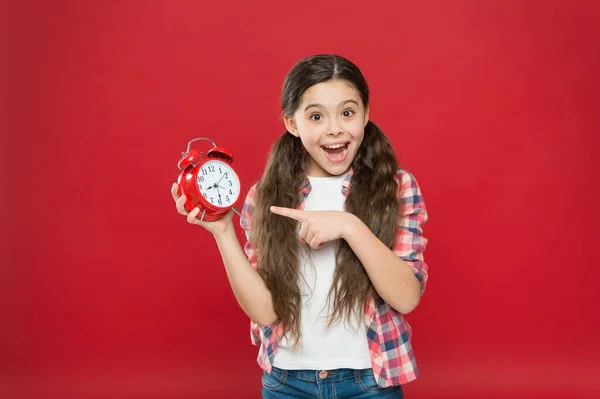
{"left": 240, "top": 168, "right": 429, "bottom": 387}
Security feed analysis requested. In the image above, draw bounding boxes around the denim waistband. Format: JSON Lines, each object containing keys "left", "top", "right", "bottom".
{"left": 270, "top": 366, "right": 373, "bottom": 383}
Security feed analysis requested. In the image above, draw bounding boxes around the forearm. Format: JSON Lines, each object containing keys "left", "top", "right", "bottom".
{"left": 343, "top": 214, "right": 421, "bottom": 314}
{"left": 213, "top": 227, "right": 278, "bottom": 325}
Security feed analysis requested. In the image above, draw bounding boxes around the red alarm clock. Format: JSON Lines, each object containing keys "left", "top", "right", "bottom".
{"left": 176, "top": 137, "right": 242, "bottom": 222}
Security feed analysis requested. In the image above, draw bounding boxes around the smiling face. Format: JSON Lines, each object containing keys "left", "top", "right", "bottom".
{"left": 284, "top": 79, "right": 369, "bottom": 177}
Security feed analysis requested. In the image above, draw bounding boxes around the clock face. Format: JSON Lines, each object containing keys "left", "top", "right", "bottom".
{"left": 196, "top": 159, "right": 241, "bottom": 208}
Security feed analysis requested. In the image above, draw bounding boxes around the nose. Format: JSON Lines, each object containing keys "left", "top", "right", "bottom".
{"left": 327, "top": 117, "right": 344, "bottom": 136}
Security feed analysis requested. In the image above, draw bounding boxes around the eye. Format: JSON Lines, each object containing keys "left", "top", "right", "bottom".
{"left": 342, "top": 109, "right": 355, "bottom": 118}
{"left": 309, "top": 113, "right": 323, "bottom": 121}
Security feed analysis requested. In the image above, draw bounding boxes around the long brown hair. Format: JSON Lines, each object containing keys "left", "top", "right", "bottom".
{"left": 252, "top": 54, "right": 400, "bottom": 345}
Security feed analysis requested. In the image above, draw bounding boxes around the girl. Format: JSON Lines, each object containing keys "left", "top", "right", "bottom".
{"left": 171, "top": 54, "right": 429, "bottom": 398}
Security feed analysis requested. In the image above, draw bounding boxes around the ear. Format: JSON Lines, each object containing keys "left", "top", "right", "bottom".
{"left": 284, "top": 115, "right": 299, "bottom": 137}
{"left": 363, "top": 106, "right": 370, "bottom": 127}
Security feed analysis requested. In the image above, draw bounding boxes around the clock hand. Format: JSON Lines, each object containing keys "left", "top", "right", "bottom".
{"left": 215, "top": 186, "right": 223, "bottom": 202}
{"left": 215, "top": 173, "right": 226, "bottom": 186}
{"left": 205, "top": 181, "right": 219, "bottom": 190}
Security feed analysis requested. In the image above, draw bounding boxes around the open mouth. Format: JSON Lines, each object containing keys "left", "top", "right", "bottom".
{"left": 321, "top": 142, "right": 349, "bottom": 163}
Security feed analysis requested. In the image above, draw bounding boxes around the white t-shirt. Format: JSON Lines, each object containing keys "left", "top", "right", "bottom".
{"left": 272, "top": 174, "right": 371, "bottom": 370}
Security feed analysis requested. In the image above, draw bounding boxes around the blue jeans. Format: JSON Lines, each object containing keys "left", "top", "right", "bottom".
{"left": 261, "top": 366, "right": 403, "bottom": 398}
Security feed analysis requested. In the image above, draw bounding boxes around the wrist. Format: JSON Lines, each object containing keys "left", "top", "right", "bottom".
{"left": 212, "top": 221, "right": 235, "bottom": 241}
{"left": 341, "top": 212, "right": 362, "bottom": 241}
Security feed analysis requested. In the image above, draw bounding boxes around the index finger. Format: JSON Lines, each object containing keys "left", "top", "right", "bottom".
{"left": 270, "top": 206, "right": 306, "bottom": 221}
{"left": 171, "top": 183, "right": 180, "bottom": 201}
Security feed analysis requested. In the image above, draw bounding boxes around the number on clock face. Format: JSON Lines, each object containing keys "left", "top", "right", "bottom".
{"left": 196, "top": 160, "right": 240, "bottom": 208}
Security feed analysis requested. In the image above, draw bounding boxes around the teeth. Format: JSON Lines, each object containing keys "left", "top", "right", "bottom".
{"left": 323, "top": 143, "right": 346, "bottom": 149}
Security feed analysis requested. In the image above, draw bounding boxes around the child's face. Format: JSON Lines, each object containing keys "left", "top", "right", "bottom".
{"left": 285, "top": 79, "right": 369, "bottom": 177}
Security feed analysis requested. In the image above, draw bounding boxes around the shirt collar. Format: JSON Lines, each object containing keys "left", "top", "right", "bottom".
{"left": 297, "top": 168, "right": 354, "bottom": 201}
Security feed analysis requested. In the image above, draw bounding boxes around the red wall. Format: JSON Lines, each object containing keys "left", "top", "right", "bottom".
{"left": 2, "top": 1, "right": 599, "bottom": 398}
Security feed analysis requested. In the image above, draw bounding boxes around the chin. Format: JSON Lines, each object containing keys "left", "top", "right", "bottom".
{"left": 317, "top": 160, "right": 353, "bottom": 177}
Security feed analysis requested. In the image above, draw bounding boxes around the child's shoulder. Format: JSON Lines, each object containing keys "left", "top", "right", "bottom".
{"left": 243, "top": 181, "right": 259, "bottom": 204}
{"left": 395, "top": 168, "right": 422, "bottom": 188}
{"left": 240, "top": 182, "right": 259, "bottom": 230}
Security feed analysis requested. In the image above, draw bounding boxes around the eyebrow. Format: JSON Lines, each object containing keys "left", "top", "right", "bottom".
{"left": 304, "top": 99, "right": 360, "bottom": 111}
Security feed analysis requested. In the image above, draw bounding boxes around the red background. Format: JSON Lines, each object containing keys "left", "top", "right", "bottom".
{"left": 2, "top": 1, "right": 599, "bottom": 398}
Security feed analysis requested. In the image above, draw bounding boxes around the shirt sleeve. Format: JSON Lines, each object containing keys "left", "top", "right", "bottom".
{"left": 394, "top": 169, "right": 429, "bottom": 296}
{"left": 239, "top": 183, "right": 262, "bottom": 345}
{"left": 240, "top": 183, "right": 259, "bottom": 271}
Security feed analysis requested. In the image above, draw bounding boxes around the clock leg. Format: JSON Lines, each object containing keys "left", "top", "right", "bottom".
{"left": 232, "top": 207, "right": 241, "bottom": 216}
{"left": 200, "top": 209, "right": 206, "bottom": 222}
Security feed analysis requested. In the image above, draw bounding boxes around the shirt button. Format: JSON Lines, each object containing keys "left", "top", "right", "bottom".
{"left": 374, "top": 351, "right": 380, "bottom": 358}
{"left": 319, "top": 370, "right": 328, "bottom": 379}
